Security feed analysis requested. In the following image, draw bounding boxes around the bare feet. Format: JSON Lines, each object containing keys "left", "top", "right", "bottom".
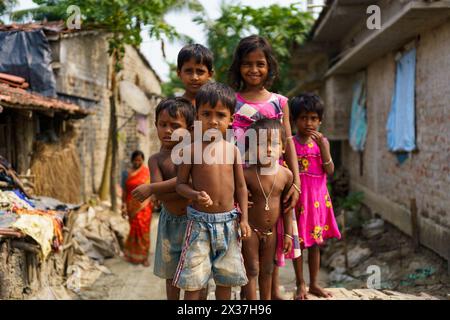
{"left": 294, "top": 282, "right": 308, "bottom": 300}
{"left": 142, "top": 260, "right": 150, "bottom": 267}
{"left": 309, "top": 284, "right": 332, "bottom": 298}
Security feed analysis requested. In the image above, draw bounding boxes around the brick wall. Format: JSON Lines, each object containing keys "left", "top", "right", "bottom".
{"left": 118, "top": 45, "right": 162, "bottom": 174}
{"left": 55, "top": 33, "right": 111, "bottom": 200}
{"left": 341, "top": 21, "right": 450, "bottom": 260}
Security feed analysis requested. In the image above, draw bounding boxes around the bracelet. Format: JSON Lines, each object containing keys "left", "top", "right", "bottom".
{"left": 284, "top": 234, "right": 294, "bottom": 240}
{"left": 323, "top": 158, "right": 333, "bottom": 165}
{"left": 291, "top": 183, "right": 301, "bottom": 193}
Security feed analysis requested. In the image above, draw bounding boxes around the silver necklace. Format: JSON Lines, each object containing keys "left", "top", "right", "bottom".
{"left": 255, "top": 167, "right": 277, "bottom": 211}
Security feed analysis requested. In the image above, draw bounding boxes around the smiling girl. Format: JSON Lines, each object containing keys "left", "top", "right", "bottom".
{"left": 228, "top": 35, "right": 301, "bottom": 299}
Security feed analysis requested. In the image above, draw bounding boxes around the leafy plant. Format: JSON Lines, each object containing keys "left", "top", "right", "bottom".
{"left": 0, "top": 0, "right": 17, "bottom": 23}
{"left": 336, "top": 192, "right": 364, "bottom": 212}
{"left": 161, "top": 62, "right": 185, "bottom": 97}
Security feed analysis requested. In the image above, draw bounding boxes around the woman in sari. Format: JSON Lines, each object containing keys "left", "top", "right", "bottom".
{"left": 121, "top": 150, "right": 153, "bottom": 266}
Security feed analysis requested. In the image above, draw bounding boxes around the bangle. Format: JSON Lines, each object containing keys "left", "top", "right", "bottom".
{"left": 291, "top": 183, "right": 301, "bottom": 193}
{"left": 284, "top": 234, "right": 294, "bottom": 240}
{"left": 323, "top": 158, "right": 333, "bottom": 165}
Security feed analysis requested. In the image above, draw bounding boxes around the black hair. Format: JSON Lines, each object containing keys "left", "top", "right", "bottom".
{"left": 228, "top": 35, "right": 279, "bottom": 91}
{"left": 177, "top": 43, "right": 214, "bottom": 72}
{"left": 249, "top": 118, "right": 286, "bottom": 147}
{"left": 155, "top": 97, "right": 195, "bottom": 128}
{"left": 290, "top": 93, "right": 325, "bottom": 121}
{"left": 131, "top": 150, "right": 145, "bottom": 161}
{"left": 195, "top": 82, "right": 236, "bottom": 115}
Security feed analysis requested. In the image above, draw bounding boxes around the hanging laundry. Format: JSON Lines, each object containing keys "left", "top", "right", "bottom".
{"left": 349, "top": 72, "right": 367, "bottom": 151}
{"left": 386, "top": 48, "right": 416, "bottom": 152}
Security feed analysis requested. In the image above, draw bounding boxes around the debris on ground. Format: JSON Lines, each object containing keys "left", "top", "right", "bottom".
{"left": 322, "top": 216, "right": 450, "bottom": 299}
{"left": 63, "top": 203, "right": 128, "bottom": 296}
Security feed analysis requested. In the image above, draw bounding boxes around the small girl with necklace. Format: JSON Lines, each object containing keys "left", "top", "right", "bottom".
{"left": 241, "top": 119, "right": 297, "bottom": 300}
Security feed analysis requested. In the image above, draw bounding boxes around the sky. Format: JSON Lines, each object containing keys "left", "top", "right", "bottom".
{"left": 12, "top": 0, "right": 323, "bottom": 81}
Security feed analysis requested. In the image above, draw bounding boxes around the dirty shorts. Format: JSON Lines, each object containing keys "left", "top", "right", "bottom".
{"left": 172, "top": 206, "right": 248, "bottom": 291}
{"left": 153, "top": 205, "right": 188, "bottom": 279}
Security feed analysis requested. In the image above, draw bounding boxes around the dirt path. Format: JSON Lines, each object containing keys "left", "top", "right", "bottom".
{"left": 80, "top": 213, "right": 440, "bottom": 300}
{"left": 78, "top": 213, "right": 165, "bottom": 300}
{"left": 81, "top": 212, "right": 329, "bottom": 300}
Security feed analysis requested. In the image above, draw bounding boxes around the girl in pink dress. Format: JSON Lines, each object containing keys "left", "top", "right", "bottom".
{"left": 229, "top": 35, "right": 301, "bottom": 300}
{"left": 290, "top": 93, "right": 341, "bottom": 300}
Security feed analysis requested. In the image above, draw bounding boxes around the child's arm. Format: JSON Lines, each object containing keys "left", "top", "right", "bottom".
{"left": 176, "top": 158, "right": 212, "bottom": 206}
{"left": 310, "top": 131, "right": 334, "bottom": 175}
{"left": 132, "top": 155, "right": 158, "bottom": 202}
{"left": 234, "top": 147, "right": 251, "bottom": 238}
{"left": 282, "top": 169, "right": 294, "bottom": 253}
{"left": 282, "top": 110, "right": 301, "bottom": 214}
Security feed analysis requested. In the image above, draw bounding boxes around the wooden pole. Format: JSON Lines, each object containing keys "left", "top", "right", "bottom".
{"left": 341, "top": 209, "right": 349, "bottom": 272}
{"left": 410, "top": 198, "right": 420, "bottom": 252}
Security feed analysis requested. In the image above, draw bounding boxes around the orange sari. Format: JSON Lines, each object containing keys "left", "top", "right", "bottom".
{"left": 123, "top": 165, "right": 152, "bottom": 264}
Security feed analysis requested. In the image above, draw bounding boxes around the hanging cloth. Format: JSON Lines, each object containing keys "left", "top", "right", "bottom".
{"left": 386, "top": 48, "right": 416, "bottom": 152}
{"left": 349, "top": 72, "right": 367, "bottom": 151}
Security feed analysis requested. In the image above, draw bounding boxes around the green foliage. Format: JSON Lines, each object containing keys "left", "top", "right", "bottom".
{"left": 11, "top": 0, "right": 203, "bottom": 71}
{"left": 161, "top": 62, "right": 185, "bottom": 97}
{"left": 0, "top": 0, "right": 17, "bottom": 22}
{"left": 336, "top": 192, "right": 364, "bottom": 212}
{"left": 194, "top": 2, "right": 314, "bottom": 93}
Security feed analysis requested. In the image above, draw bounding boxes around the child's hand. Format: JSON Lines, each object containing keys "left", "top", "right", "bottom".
{"left": 239, "top": 220, "right": 252, "bottom": 238}
{"left": 309, "top": 130, "right": 325, "bottom": 148}
{"left": 197, "top": 191, "right": 213, "bottom": 207}
{"left": 283, "top": 235, "right": 293, "bottom": 254}
{"left": 131, "top": 184, "right": 152, "bottom": 202}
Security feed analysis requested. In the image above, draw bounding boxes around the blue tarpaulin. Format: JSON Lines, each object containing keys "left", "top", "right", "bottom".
{"left": 386, "top": 48, "right": 416, "bottom": 152}
{"left": 349, "top": 73, "right": 367, "bottom": 151}
{"left": 0, "top": 29, "right": 57, "bottom": 97}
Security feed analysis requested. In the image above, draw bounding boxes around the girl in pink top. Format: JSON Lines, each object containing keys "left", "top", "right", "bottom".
{"left": 229, "top": 35, "right": 301, "bottom": 300}
{"left": 290, "top": 93, "right": 341, "bottom": 299}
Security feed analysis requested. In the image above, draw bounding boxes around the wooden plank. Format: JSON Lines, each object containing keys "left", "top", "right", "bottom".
{"left": 410, "top": 198, "right": 420, "bottom": 252}
{"left": 331, "top": 288, "right": 360, "bottom": 300}
{"left": 417, "top": 292, "right": 439, "bottom": 300}
{"left": 352, "top": 289, "right": 373, "bottom": 300}
{"left": 383, "top": 290, "right": 423, "bottom": 300}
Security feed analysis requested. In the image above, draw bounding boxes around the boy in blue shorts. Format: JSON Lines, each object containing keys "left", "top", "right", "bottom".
{"left": 133, "top": 97, "right": 194, "bottom": 300}
{"left": 174, "top": 82, "right": 251, "bottom": 300}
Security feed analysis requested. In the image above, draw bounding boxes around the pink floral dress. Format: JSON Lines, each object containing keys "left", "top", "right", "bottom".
{"left": 294, "top": 136, "right": 341, "bottom": 249}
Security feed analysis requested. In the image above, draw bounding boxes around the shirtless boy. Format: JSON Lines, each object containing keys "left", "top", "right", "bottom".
{"left": 132, "top": 97, "right": 194, "bottom": 300}
{"left": 242, "top": 118, "right": 293, "bottom": 300}
{"left": 174, "top": 82, "right": 251, "bottom": 300}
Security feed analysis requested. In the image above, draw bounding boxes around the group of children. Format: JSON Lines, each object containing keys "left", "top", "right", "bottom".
{"left": 131, "top": 35, "right": 341, "bottom": 300}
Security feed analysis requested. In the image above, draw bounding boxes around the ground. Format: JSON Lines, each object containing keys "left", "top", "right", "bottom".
{"left": 77, "top": 212, "right": 448, "bottom": 300}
